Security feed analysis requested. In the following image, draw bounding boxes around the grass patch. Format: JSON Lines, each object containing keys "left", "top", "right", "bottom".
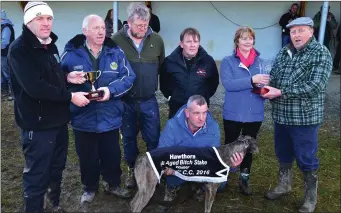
{"left": 1, "top": 100, "right": 340, "bottom": 212}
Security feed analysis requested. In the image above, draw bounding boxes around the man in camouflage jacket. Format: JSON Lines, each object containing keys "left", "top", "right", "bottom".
{"left": 262, "top": 17, "right": 333, "bottom": 213}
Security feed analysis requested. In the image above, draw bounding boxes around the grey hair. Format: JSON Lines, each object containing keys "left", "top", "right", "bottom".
{"left": 82, "top": 14, "right": 103, "bottom": 30}
{"left": 186, "top": 95, "right": 207, "bottom": 109}
{"left": 127, "top": 2, "right": 150, "bottom": 22}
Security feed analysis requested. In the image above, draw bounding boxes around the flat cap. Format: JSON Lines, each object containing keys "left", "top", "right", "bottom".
{"left": 286, "top": 17, "right": 314, "bottom": 28}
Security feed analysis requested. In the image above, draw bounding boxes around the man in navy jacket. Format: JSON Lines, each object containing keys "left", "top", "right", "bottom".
{"left": 160, "top": 28, "right": 219, "bottom": 119}
{"left": 61, "top": 14, "right": 135, "bottom": 203}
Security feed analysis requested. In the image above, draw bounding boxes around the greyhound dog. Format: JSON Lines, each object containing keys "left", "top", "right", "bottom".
{"left": 130, "top": 135, "right": 258, "bottom": 213}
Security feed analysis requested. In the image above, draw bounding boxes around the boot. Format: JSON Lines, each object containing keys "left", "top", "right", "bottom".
{"left": 104, "top": 185, "right": 132, "bottom": 199}
{"left": 239, "top": 168, "right": 252, "bottom": 196}
{"left": 299, "top": 171, "right": 318, "bottom": 213}
{"left": 125, "top": 167, "right": 136, "bottom": 189}
{"left": 265, "top": 163, "right": 292, "bottom": 200}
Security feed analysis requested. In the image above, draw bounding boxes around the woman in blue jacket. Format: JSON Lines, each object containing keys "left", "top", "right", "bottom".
{"left": 220, "top": 26, "right": 269, "bottom": 196}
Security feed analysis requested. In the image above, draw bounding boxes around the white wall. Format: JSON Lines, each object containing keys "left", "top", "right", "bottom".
{"left": 1, "top": 1, "right": 340, "bottom": 60}
{"left": 1, "top": 1, "right": 135, "bottom": 54}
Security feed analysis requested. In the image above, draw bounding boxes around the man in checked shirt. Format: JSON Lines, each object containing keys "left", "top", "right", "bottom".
{"left": 261, "top": 17, "right": 333, "bottom": 213}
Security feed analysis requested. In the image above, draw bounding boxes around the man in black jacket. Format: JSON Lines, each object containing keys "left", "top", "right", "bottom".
{"left": 160, "top": 27, "right": 219, "bottom": 118}
{"left": 147, "top": 4, "right": 160, "bottom": 33}
{"left": 279, "top": 3, "right": 300, "bottom": 47}
{"left": 7, "top": 2, "right": 89, "bottom": 212}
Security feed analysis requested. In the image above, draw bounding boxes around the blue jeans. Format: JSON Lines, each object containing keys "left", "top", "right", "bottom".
{"left": 121, "top": 96, "right": 160, "bottom": 168}
{"left": 274, "top": 122, "right": 320, "bottom": 171}
{"left": 282, "top": 35, "right": 291, "bottom": 47}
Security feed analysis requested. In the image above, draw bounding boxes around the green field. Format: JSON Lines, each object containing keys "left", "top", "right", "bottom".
{"left": 1, "top": 101, "right": 340, "bottom": 213}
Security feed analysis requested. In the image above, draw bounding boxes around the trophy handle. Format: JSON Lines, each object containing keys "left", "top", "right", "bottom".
{"left": 96, "top": 70, "right": 102, "bottom": 80}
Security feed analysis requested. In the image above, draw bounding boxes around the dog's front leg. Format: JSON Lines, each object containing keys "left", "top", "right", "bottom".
{"left": 204, "top": 183, "right": 220, "bottom": 213}
{"left": 130, "top": 156, "right": 158, "bottom": 212}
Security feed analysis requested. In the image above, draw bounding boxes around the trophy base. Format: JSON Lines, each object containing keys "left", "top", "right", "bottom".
{"left": 86, "top": 90, "right": 104, "bottom": 101}
{"left": 252, "top": 87, "right": 269, "bottom": 95}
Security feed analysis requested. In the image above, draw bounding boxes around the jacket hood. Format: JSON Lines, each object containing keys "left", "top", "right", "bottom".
{"left": 173, "top": 104, "right": 215, "bottom": 134}
{"left": 168, "top": 45, "right": 208, "bottom": 63}
{"left": 1, "top": 10, "right": 13, "bottom": 26}
{"left": 64, "top": 34, "right": 118, "bottom": 51}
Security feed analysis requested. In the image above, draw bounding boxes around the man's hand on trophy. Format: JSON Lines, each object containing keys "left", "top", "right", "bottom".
{"left": 67, "top": 71, "right": 86, "bottom": 84}
{"left": 261, "top": 86, "right": 282, "bottom": 99}
{"left": 71, "top": 92, "right": 90, "bottom": 107}
{"left": 96, "top": 87, "right": 110, "bottom": 101}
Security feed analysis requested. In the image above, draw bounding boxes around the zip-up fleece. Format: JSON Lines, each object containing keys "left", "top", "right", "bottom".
{"left": 8, "top": 25, "right": 71, "bottom": 131}
{"left": 160, "top": 46, "right": 219, "bottom": 105}
{"left": 61, "top": 34, "right": 136, "bottom": 133}
{"left": 112, "top": 25, "right": 165, "bottom": 101}
{"left": 220, "top": 49, "right": 266, "bottom": 122}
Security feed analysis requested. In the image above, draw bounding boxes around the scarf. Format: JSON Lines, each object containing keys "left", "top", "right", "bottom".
{"left": 236, "top": 48, "right": 257, "bottom": 68}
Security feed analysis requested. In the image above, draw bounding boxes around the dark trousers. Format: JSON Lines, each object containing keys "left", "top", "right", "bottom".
{"left": 333, "top": 41, "right": 340, "bottom": 69}
{"left": 223, "top": 120, "right": 262, "bottom": 173}
{"left": 73, "top": 129, "right": 122, "bottom": 192}
{"left": 121, "top": 96, "right": 160, "bottom": 168}
{"left": 1, "top": 56, "right": 11, "bottom": 91}
{"left": 21, "top": 125, "right": 68, "bottom": 212}
{"left": 282, "top": 34, "right": 291, "bottom": 47}
{"left": 274, "top": 122, "right": 320, "bottom": 171}
{"left": 168, "top": 100, "right": 185, "bottom": 119}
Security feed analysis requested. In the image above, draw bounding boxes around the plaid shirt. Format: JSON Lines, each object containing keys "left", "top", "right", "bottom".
{"left": 269, "top": 37, "right": 333, "bottom": 125}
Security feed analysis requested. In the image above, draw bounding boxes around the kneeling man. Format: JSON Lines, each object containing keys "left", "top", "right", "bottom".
{"left": 158, "top": 95, "right": 243, "bottom": 210}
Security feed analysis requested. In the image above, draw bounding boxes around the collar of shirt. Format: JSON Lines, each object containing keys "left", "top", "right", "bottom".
{"left": 185, "top": 119, "right": 207, "bottom": 136}
{"left": 37, "top": 37, "right": 52, "bottom": 45}
{"left": 127, "top": 29, "right": 142, "bottom": 48}
{"left": 85, "top": 40, "right": 103, "bottom": 59}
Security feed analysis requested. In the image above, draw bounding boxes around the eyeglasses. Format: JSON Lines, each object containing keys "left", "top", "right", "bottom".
{"left": 133, "top": 23, "right": 148, "bottom": 29}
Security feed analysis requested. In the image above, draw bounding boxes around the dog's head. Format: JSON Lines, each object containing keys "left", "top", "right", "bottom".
{"left": 238, "top": 135, "right": 259, "bottom": 154}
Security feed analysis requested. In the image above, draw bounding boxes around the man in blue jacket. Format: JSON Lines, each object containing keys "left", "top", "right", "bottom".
{"left": 61, "top": 14, "right": 136, "bottom": 204}
{"left": 157, "top": 95, "right": 243, "bottom": 211}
